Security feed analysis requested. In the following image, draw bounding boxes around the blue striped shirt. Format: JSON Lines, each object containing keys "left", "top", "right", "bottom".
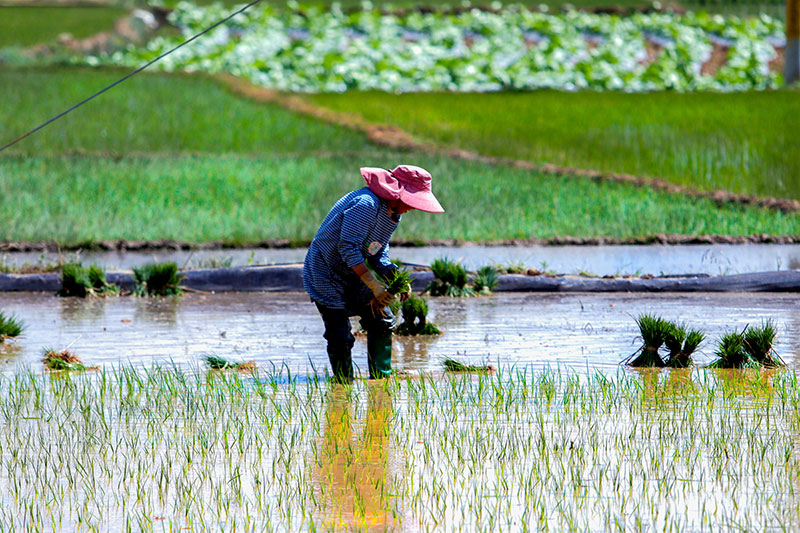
{"left": 303, "top": 188, "right": 399, "bottom": 311}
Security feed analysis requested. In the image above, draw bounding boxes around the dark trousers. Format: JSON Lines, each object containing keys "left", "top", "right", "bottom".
{"left": 315, "top": 302, "right": 394, "bottom": 380}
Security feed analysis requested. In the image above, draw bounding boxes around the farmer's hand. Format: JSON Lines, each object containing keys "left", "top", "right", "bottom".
{"left": 370, "top": 297, "right": 392, "bottom": 318}
{"left": 358, "top": 269, "right": 395, "bottom": 307}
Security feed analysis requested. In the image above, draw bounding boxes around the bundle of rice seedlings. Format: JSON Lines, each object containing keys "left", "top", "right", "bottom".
{"left": 58, "top": 263, "right": 119, "bottom": 297}
{"left": 383, "top": 268, "right": 412, "bottom": 296}
{"left": 395, "top": 294, "right": 442, "bottom": 336}
{"left": 472, "top": 265, "right": 499, "bottom": 295}
{"left": 204, "top": 354, "right": 256, "bottom": 371}
{"left": 0, "top": 312, "right": 23, "bottom": 341}
{"left": 625, "top": 314, "right": 670, "bottom": 367}
{"left": 42, "top": 348, "right": 96, "bottom": 371}
{"left": 707, "top": 330, "right": 755, "bottom": 369}
{"left": 426, "top": 258, "right": 475, "bottom": 297}
{"left": 88, "top": 265, "right": 120, "bottom": 295}
{"left": 744, "top": 319, "right": 784, "bottom": 368}
{"left": 442, "top": 357, "right": 494, "bottom": 373}
{"left": 133, "top": 262, "right": 184, "bottom": 297}
{"left": 663, "top": 322, "right": 705, "bottom": 368}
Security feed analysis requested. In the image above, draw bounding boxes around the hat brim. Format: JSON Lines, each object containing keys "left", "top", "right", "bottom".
{"left": 399, "top": 189, "right": 445, "bottom": 213}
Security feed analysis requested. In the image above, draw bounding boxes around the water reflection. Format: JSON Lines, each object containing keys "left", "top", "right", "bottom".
{"left": 313, "top": 383, "right": 399, "bottom": 531}
{"left": 59, "top": 296, "right": 108, "bottom": 325}
{"left": 133, "top": 296, "right": 180, "bottom": 327}
{"left": 0, "top": 342, "right": 22, "bottom": 369}
{"left": 394, "top": 337, "right": 436, "bottom": 370}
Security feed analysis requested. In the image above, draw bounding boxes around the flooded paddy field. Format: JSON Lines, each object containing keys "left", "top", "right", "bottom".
{"left": 5, "top": 243, "right": 800, "bottom": 276}
{"left": 2, "top": 292, "right": 800, "bottom": 531}
{"left": 0, "top": 292, "right": 798, "bottom": 374}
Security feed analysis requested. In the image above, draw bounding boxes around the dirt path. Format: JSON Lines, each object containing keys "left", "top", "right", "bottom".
{"left": 219, "top": 75, "right": 800, "bottom": 215}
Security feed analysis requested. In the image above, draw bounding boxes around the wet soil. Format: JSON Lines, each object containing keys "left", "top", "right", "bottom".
{"left": 1, "top": 292, "right": 797, "bottom": 375}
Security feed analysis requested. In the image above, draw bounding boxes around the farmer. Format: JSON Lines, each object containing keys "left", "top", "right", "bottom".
{"left": 303, "top": 165, "right": 444, "bottom": 381}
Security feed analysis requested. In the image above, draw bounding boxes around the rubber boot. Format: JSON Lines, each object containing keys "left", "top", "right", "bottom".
{"left": 327, "top": 349, "right": 354, "bottom": 383}
{"left": 367, "top": 334, "right": 392, "bottom": 379}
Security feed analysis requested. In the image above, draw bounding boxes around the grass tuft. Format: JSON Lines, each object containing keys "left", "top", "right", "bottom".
{"left": 0, "top": 312, "right": 24, "bottom": 340}
{"left": 133, "top": 262, "right": 184, "bottom": 297}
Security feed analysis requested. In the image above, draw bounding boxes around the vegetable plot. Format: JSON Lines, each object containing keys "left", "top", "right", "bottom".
{"left": 96, "top": 4, "right": 786, "bottom": 92}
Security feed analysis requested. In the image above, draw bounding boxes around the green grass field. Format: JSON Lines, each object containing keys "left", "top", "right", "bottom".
{"left": 0, "top": 68, "right": 796, "bottom": 244}
{"left": 307, "top": 91, "right": 800, "bottom": 201}
{"left": 0, "top": 6, "right": 128, "bottom": 48}
{"left": 3, "top": 153, "right": 797, "bottom": 244}
{"left": 0, "top": 69, "right": 371, "bottom": 155}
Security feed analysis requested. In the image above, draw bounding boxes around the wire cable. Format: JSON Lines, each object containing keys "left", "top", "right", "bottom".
{"left": 0, "top": 0, "right": 261, "bottom": 154}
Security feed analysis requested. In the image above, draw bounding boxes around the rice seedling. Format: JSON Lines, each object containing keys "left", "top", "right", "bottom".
{"left": 442, "top": 357, "right": 494, "bottom": 373}
{"left": 0, "top": 365, "right": 798, "bottom": 530}
{"left": 707, "top": 330, "right": 756, "bottom": 369}
{"left": 382, "top": 268, "right": 412, "bottom": 296}
{"left": 42, "top": 348, "right": 96, "bottom": 372}
{"left": 132, "top": 262, "right": 184, "bottom": 297}
{"left": 0, "top": 311, "right": 23, "bottom": 340}
{"left": 744, "top": 319, "right": 784, "bottom": 368}
{"left": 472, "top": 265, "right": 499, "bottom": 295}
{"left": 663, "top": 322, "right": 705, "bottom": 368}
{"left": 625, "top": 314, "right": 670, "bottom": 367}
{"left": 426, "top": 258, "right": 475, "bottom": 297}
{"left": 394, "top": 295, "right": 442, "bottom": 336}
{"left": 204, "top": 354, "right": 256, "bottom": 372}
{"left": 58, "top": 263, "right": 119, "bottom": 297}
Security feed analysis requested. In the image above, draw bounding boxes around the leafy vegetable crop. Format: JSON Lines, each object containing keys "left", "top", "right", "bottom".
{"left": 96, "top": 4, "right": 784, "bottom": 92}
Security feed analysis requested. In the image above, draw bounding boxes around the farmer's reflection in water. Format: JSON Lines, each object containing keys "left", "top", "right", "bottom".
{"left": 313, "top": 382, "right": 399, "bottom": 531}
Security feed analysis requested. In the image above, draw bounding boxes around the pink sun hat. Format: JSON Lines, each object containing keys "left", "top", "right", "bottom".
{"left": 360, "top": 165, "right": 445, "bottom": 213}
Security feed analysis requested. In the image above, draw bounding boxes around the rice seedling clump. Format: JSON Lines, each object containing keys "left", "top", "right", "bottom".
{"left": 382, "top": 268, "right": 412, "bottom": 296}
{"left": 0, "top": 311, "right": 23, "bottom": 340}
{"left": 204, "top": 354, "right": 256, "bottom": 371}
{"left": 625, "top": 314, "right": 670, "bottom": 367}
{"left": 707, "top": 330, "right": 753, "bottom": 369}
{"left": 663, "top": 322, "right": 705, "bottom": 368}
{"left": 58, "top": 263, "right": 119, "bottom": 297}
{"left": 394, "top": 294, "right": 442, "bottom": 336}
{"left": 442, "top": 357, "right": 495, "bottom": 373}
{"left": 472, "top": 265, "right": 499, "bottom": 295}
{"left": 744, "top": 319, "right": 784, "bottom": 368}
{"left": 42, "top": 348, "right": 96, "bottom": 371}
{"left": 133, "top": 262, "right": 184, "bottom": 296}
{"left": 426, "top": 258, "right": 475, "bottom": 297}
{"left": 709, "top": 321, "right": 784, "bottom": 369}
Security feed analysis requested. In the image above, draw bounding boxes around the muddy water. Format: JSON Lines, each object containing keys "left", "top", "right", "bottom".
{"left": 4, "top": 243, "right": 800, "bottom": 276}
{"left": 1, "top": 292, "right": 798, "bottom": 374}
